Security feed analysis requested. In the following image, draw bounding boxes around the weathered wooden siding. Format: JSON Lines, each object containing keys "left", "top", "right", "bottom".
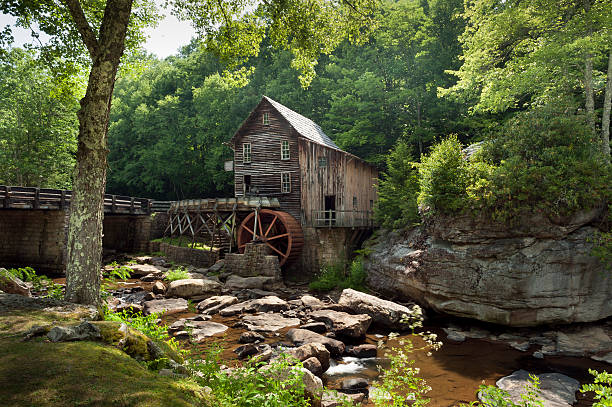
{"left": 233, "top": 101, "right": 302, "bottom": 221}
{"left": 298, "top": 139, "right": 378, "bottom": 225}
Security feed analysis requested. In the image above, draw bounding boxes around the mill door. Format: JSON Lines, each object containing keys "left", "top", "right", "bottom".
{"left": 324, "top": 195, "right": 336, "bottom": 226}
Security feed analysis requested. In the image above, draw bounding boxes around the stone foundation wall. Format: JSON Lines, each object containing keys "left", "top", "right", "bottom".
{"left": 149, "top": 213, "right": 169, "bottom": 240}
{"left": 159, "top": 242, "right": 219, "bottom": 268}
{"left": 0, "top": 209, "right": 67, "bottom": 273}
{"left": 224, "top": 243, "right": 281, "bottom": 278}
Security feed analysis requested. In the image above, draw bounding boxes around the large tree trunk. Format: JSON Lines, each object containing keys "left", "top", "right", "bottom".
{"left": 602, "top": 48, "right": 611, "bottom": 160}
{"left": 64, "top": 0, "right": 133, "bottom": 305}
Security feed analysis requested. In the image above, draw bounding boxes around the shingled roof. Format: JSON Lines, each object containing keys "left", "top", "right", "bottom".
{"left": 262, "top": 96, "right": 341, "bottom": 150}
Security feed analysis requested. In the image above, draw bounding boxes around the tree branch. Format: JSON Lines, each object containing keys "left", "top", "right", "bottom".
{"left": 64, "top": 0, "right": 99, "bottom": 57}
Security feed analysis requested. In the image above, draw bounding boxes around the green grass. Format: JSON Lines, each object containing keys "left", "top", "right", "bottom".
{"left": 165, "top": 267, "right": 190, "bottom": 282}
{"left": 152, "top": 237, "right": 216, "bottom": 251}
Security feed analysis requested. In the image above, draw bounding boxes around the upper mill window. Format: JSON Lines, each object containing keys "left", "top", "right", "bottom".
{"left": 243, "top": 143, "right": 251, "bottom": 163}
{"left": 281, "top": 140, "right": 290, "bottom": 160}
{"left": 263, "top": 112, "right": 270, "bottom": 125}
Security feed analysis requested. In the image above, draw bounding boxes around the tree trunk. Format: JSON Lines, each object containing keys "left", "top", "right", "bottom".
{"left": 602, "top": 48, "right": 611, "bottom": 160}
{"left": 64, "top": 0, "right": 133, "bottom": 305}
{"left": 585, "top": 55, "right": 595, "bottom": 132}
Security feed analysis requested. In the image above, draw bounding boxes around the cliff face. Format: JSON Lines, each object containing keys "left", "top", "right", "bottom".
{"left": 365, "top": 209, "right": 612, "bottom": 326}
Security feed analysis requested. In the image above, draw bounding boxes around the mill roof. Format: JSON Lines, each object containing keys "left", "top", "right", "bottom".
{"left": 261, "top": 96, "right": 340, "bottom": 150}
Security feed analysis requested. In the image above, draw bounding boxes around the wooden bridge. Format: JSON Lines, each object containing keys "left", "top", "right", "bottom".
{"left": 0, "top": 185, "right": 166, "bottom": 214}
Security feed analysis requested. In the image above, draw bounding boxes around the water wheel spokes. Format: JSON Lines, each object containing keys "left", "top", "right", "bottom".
{"left": 237, "top": 209, "right": 303, "bottom": 266}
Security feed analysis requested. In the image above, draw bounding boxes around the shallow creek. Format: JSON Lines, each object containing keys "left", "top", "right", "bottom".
{"left": 88, "top": 279, "right": 608, "bottom": 406}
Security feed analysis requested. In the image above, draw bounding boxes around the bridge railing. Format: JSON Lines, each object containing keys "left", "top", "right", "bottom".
{"left": 309, "top": 210, "right": 376, "bottom": 228}
{"left": 0, "top": 185, "right": 151, "bottom": 214}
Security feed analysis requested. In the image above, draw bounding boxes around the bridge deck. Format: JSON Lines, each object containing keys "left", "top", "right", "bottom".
{"left": 0, "top": 185, "right": 152, "bottom": 214}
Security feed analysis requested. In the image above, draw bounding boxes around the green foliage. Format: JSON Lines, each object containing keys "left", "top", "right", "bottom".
{"left": 104, "top": 309, "right": 170, "bottom": 343}
{"left": 104, "top": 262, "right": 133, "bottom": 281}
{"left": 0, "top": 48, "right": 79, "bottom": 188}
{"left": 375, "top": 140, "right": 420, "bottom": 229}
{"left": 165, "top": 266, "right": 190, "bottom": 282}
{"left": 6, "top": 267, "right": 63, "bottom": 299}
{"left": 417, "top": 135, "right": 468, "bottom": 215}
{"left": 152, "top": 237, "right": 214, "bottom": 251}
{"left": 580, "top": 369, "right": 612, "bottom": 407}
{"left": 309, "top": 257, "right": 367, "bottom": 292}
{"left": 591, "top": 207, "right": 612, "bottom": 272}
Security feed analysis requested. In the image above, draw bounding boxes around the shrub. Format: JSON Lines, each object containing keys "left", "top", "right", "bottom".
{"left": 417, "top": 135, "right": 469, "bottom": 215}
{"left": 375, "top": 140, "right": 420, "bottom": 229}
{"left": 7, "top": 267, "right": 63, "bottom": 299}
{"left": 580, "top": 369, "right": 612, "bottom": 407}
{"left": 165, "top": 266, "right": 190, "bottom": 282}
{"left": 309, "top": 257, "right": 367, "bottom": 292}
{"left": 104, "top": 309, "right": 170, "bottom": 342}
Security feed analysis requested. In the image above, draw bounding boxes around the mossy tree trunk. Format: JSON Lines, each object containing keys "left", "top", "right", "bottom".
{"left": 602, "top": 48, "right": 611, "bottom": 161}
{"left": 64, "top": 0, "right": 133, "bottom": 305}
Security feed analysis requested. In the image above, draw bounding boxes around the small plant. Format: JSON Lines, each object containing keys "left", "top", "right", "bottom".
{"left": 165, "top": 266, "right": 190, "bottom": 282}
{"left": 7, "top": 267, "right": 64, "bottom": 299}
{"left": 580, "top": 369, "right": 612, "bottom": 407}
{"left": 309, "top": 256, "right": 367, "bottom": 292}
{"left": 104, "top": 309, "right": 170, "bottom": 342}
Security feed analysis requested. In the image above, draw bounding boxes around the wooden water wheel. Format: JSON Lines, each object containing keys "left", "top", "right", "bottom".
{"left": 237, "top": 209, "right": 303, "bottom": 266}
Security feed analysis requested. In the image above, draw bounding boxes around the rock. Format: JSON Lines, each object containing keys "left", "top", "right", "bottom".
{"left": 286, "top": 328, "right": 345, "bottom": 356}
{"left": 365, "top": 216, "right": 612, "bottom": 326}
{"left": 301, "top": 295, "right": 324, "bottom": 309}
{"left": 225, "top": 275, "right": 277, "bottom": 290}
{"left": 321, "top": 392, "right": 365, "bottom": 407}
{"left": 143, "top": 298, "right": 188, "bottom": 315}
{"left": 245, "top": 289, "right": 280, "bottom": 299}
{"left": 0, "top": 269, "right": 31, "bottom": 297}
{"left": 345, "top": 344, "right": 377, "bottom": 358}
{"left": 128, "top": 264, "right": 165, "bottom": 277}
{"left": 287, "top": 342, "right": 331, "bottom": 372}
{"left": 219, "top": 296, "right": 289, "bottom": 316}
{"left": 196, "top": 295, "right": 238, "bottom": 315}
{"left": 234, "top": 344, "right": 259, "bottom": 359}
{"left": 554, "top": 327, "right": 612, "bottom": 356}
{"left": 341, "top": 377, "right": 369, "bottom": 394}
{"left": 302, "top": 357, "right": 323, "bottom": 376}
{"left": 485, "top": 370, "right": 580, "bottom": 407}
{"left": 252, "top": 344, "right": 274, "bottom": 363}
{"left": 190, "top": 322, "right": 229, "bottom": 342}
{"left": 241, "top": 314, "right": 300, "bottom": 332}
{"left": 533, "top": 351, "right": 544, "bottom": 359}
{"left": 337, "top": 289, "right": 421, "bottom": 328}
{"left": 443, "top": 328, "right": 467, "bottom": 343}
{"left": 591, "top": 352, "right": 612, "bottom": 364}
{"left": 115, "top": 303, "right": 143, "bottom": 314}
{"left": 299, "top": 367, "right": 324, "bottom": 399}
{"left": 152, "top": 281, "right": 166, "bottom": 295}
{"left": 166, "top": 278, "right": 222, "bottom": 299}
{"left": 48, "top": 322, "right": 101, "bottom": 342}
{"left": 300, "top": 322, "right": 327, "bottom": 334}
{"left": 208, "top": 260, "right": 225, "bottom": 274}
{"left": 239, "top": 331, "right": 265, "bottom": 344}
{"left": 309, "top": 309, "right": 372, "bottom": 339}
{"left": 140, "top": 272, "right": 164, "bottom": 282}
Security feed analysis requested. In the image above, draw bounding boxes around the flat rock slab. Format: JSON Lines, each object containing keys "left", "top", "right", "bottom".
{"left": 48, "top": 322, "right": 101, "bottom": 342}
{"left": 555, "top": 327, "right": 612, "bottom": 356}
{"left": 482, "top": 370, "right": 580, "bottom": 407}
{"left": 338, "top": 288, "right": 421, "bottom": 328}
{"left": 219, "top": 296, "right": 289, "bottom": 316}
{"left": 309, "top": 309, "right": 371, "bottom": 339}
{"left": 143, "top": 298, "right": 188, "bottom": 315}
{"left": 190, "top": 322, "right": 229, "bottom": 342}
{"left": 286, "top": 328, "right": 345, "bottom": 356}
{"left": 225, "top": 275, "right": 277, "bottom": 290}
{"left": 128, "top": 264, "right": 166, "bottom": 277}
{"left": 166, "top": 278, "right": 222, "bottom": 299}
{"left": 197, "top": 295, "right": 238, "bottom": 315}
{"left": 241, "top": 314, "right": 300, "bottom": 332}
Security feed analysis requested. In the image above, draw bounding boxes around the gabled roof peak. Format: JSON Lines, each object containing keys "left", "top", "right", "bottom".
{"left": 261, "top": 96, "right": 340, "bottom": 150}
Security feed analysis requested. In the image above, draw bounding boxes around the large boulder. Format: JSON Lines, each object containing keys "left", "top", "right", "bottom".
{"left": 286, "top": 342, "right": 331, "bottom": 372}
{"left": 166, "top": 278, "right": 221, "bottom": 299}
{"left": 286, "top": 328, "right": 345, "bottom": 356}
{"left": 365, "top": 211, "right": 612, "bottom": 327}
{"left": 482, "top": 370, "right": 580, "bottom": 407}
{"left": 128, "top": 264, "right": 165, "bottom": 277}
{"left": 337, "top": 289, "right": 420, "bottom": 328}
{"left": 0, "top": 269, "right": 31, "bottom": 297}
{"left": 48, "top": 322, "right": 101, "bottom": 342}
{"left": 309, "top": 309, "right": 371, "bottom": 339}
{"left": 225, "top": 275, "right": 277, "bottom": 290}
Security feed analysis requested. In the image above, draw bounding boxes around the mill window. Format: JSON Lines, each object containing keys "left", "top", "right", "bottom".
{"left": 263, "top": 112, "right": 270, "bottom": 125}
{"left": 243, "top": 143, "right": 251, "bottom": 163}
{"left": 353, "top": 196, "right": 358, "bottom": 209}
{"left": 281, "top": 140, "right": 290, "bottom": 160}
{"left": 243, "top": 175, "right": 252, "bottom": 194}
{"left": 318, "top": 156, "right": 327, "bottom": 168}
{"left": 281, "top": 172, "right": 291, "bottom": 193}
